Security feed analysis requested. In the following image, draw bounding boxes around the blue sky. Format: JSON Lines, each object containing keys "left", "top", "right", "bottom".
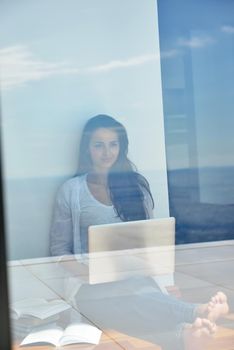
{"left": 158, "top": 0, "right": 234, "bottom": 170}
{"left": 1, "top": 0, "right": 172, "bottom": 258}
{"left": 1, "top": 0, "right": 234, "bottom": 178}
{"left": 0, "top": 0, "right": 169, "bottom": 183}
{"left": 1, "top": 0, "right": 234, "bottom": 258}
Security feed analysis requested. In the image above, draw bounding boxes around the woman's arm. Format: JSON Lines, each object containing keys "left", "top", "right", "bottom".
{"left": 50, "top": 182, "right": 76, "bottom": 256}
{"left": 137, "top": 173, "right": 154, "bottom": 219}
{"left": 144, "top": 190, "right": 154, "bottom": 219}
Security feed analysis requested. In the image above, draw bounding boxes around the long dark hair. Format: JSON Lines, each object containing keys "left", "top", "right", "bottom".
{"left": 77, "top": 114, "right": 154, "bottom": 221}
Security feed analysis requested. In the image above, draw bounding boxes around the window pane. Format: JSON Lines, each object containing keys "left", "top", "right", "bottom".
{"left": 158, "top": 0, "right": 234, "bottom": 243}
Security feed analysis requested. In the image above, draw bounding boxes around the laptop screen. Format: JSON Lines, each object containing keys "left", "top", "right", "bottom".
{"left": 88, "top": 217, "right": 175, "bottom": 252}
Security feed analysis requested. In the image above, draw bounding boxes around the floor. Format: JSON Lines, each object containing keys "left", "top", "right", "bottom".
{"left": 9, "top": 240, "right": 234, "bottom": 350}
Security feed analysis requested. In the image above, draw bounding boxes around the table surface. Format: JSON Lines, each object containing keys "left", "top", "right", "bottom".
{"left": 9, "top": 240, "right": 234, "bottom": 350}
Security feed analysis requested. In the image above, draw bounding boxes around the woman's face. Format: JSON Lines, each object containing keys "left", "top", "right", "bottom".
{"left": 89, "top": 127, "right": 120, "bottom": 173}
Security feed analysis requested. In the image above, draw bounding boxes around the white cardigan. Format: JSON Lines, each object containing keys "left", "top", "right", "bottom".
{"left": 50, "top": 174, "right": 154, "bottom": 256}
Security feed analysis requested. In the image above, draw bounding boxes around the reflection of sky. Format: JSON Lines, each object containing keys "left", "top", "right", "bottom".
{"left": 0, "top": 0, "right": 168, "bottom": 178}
{"left": 0, "top": 0, "right": 164, "bottom": 90}
{"left": 158, "top": 0, "right": 234, "bottom": 169}
{"left": 1, "top": 1, "right": 171, "bottom": 259}
{"left": 1, "top": 0, "right": 234, "bottom": 178}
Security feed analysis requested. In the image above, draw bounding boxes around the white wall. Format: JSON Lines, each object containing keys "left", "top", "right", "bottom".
{"left": 0, "top": 0, "right": 169, "bottom": 260}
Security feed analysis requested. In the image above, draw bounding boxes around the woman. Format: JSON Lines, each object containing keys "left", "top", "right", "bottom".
{"left": 50, "top": 115, "right": 228, "bottom": 350}
{"left": 50, "top": 114, "right": 154, "bottom": 255}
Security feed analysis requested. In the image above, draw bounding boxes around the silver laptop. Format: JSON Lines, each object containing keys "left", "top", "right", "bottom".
{"left": 87, "top": 217, "right": 175, "bottom": 286}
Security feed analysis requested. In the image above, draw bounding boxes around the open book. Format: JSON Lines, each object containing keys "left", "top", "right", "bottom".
{"left": 20, "top": 323, "right": 102, "bottom": 347}
{"left": 11, "top": 298, "right": 71, "bottom": 320}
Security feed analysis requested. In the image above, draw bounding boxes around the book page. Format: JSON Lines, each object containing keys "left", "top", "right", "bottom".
{"left": 11, "top": 298, "right": 46, "bottom": 318}
{"left": 60, "top": 323, "right": 102, "bottom": 346}
{"left": 11, "top": 298, "right": 70, "bottom": 319}
{"left": 20, "top": 327, "right": 63, "bottom": 347}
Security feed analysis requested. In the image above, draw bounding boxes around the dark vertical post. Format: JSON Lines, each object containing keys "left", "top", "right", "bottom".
{"left": 0, "top": 99, "right": 12, "bottom": 349}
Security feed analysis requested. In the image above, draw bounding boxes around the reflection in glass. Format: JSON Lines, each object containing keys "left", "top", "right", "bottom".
{"left": 158, "top": 0, "right": 234, "bottom": 243}
{"left": 0, "top": 0, "right": 169, "bottom": 260}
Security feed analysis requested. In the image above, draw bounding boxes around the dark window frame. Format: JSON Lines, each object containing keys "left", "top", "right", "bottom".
{"left": 0, "top": 100, "right": 12, "bottom": 350}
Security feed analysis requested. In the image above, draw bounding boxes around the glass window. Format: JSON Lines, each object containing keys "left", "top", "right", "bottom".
{"left": 1, "top": 2, "right": 233, "bottom": 350}
{"left": 158, "top": 0, "right": 234, "bottom": 243}
{"left": 0, "top": 0, "right": 168, "bottom": 260}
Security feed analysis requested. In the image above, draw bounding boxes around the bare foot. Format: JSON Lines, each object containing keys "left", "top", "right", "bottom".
{"left": 197, "top": 291, "right": 229, "bottom": 322}
{"left": 183, "top": 318, "right": 216, "bottom": 350}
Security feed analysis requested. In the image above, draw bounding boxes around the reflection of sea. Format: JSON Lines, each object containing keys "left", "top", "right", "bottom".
{"left": 4, "top": 167, "right": 234, "bottom": 259}
{"left": 168, "top": 166, "right": 234, "bottom": 244}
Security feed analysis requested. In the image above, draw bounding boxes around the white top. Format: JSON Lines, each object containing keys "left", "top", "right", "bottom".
{"left": 50, "top": 174, "right": 153, "bottom": 256}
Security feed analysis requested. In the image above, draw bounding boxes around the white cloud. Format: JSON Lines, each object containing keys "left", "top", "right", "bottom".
{"left": 160, "top": 49, "right": 179, "bottom": 58}
{"left": 0, "top": 45, "right": 70, "bottom": 90}
{"left": 0, "top": 45, "right": 177, "bottom": 91}
{"left": 85, "top": 54, "right": 157, "bottom": 73}
{"left": 221, "top": 25, "right": 234, "bottom": 34}
{"left": 85, "top": 50, "right": 178, "bottom": 73}
{"left": 178, "top": 36, "right": 214, "bottom": 48}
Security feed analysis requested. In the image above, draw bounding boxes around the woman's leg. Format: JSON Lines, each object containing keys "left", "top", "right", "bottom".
{"left": 74, "top": 277, "right": 228, "bottom": 350}
{"left": 75, "top": 277, "right": 197, "bottom": 349}
{"left": 76, "top": 277, "right": 197, "bottom": 323}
